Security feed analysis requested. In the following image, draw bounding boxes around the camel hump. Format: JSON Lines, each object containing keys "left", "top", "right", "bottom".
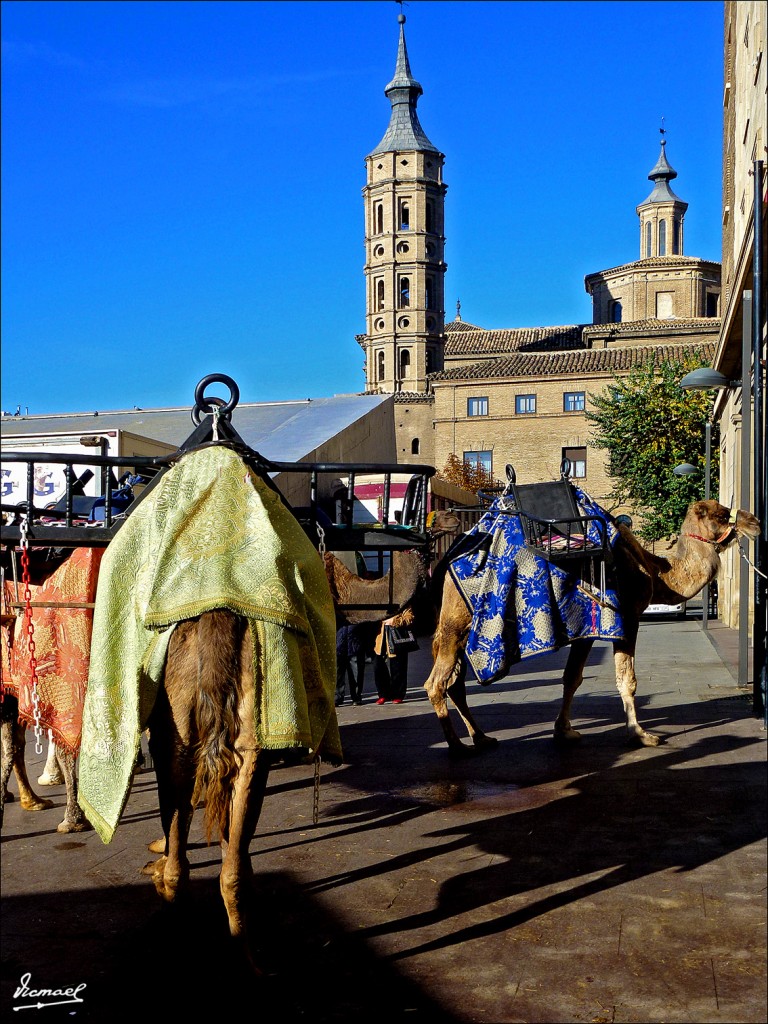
{"left": 192, "top": 609, "right": 246, "bottom": 841}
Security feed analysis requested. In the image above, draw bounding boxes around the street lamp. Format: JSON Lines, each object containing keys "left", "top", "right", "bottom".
{"left": 673, "top": 463, "right": 697, "bottom": 476}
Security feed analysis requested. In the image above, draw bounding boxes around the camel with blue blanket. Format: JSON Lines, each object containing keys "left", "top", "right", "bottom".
{"left": 425, "top": 484, "right": 759, "bottom": 757}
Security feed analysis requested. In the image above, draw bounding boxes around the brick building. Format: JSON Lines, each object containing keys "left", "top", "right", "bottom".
{"left": 358, "top": 13, "right": 722, "bottom": 517}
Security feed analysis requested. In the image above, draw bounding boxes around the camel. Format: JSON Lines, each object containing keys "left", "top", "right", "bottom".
{"left": 323, "top": 509, "right": 461, "bottom": 624}
{"left": 0, "top": 698, "right": 86, "bottom": 832}
{"left": 145, "top": 609, "right": 272, "bottom": 942}
{"left": 424, "top": 499, "right": 760, "bottom": 756}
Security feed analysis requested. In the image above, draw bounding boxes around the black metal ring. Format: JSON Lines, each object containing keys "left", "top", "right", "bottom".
{"left": 191, "top": 374, "right": 240, "bottom": 425}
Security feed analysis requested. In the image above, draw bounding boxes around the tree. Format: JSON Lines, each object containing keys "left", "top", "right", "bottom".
{"left": 438, "top": 452, "right": 499, "bottom": 494}
{"left": 586, "top": 354, "right": 719, "bottom": 541}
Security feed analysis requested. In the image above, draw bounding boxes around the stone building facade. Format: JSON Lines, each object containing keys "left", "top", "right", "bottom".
{"left": 358, "top": 13, "right": 723, "bottom": 518}
{"left": 711, "top": 1, "right": 767, "bottom": 630}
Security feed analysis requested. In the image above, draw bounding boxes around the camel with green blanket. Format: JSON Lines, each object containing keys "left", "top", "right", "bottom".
{"left": 78, "top": 445, "right": 342, "bottom": 945}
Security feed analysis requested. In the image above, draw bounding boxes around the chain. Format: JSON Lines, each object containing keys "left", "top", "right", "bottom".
{"left": 740, "top": 546, "right": 768, "bottom": 580}
{"left": 19, "top": 517, "right": 44, "bottom": 754}
{"left": 312, "top": 754, "right": 322, "bottom": 825}
{"left": 316, "top": 522, "right": 326, "bottom": 557}
{"left": 212, "top": 405, "right": 220, "bottom": 442}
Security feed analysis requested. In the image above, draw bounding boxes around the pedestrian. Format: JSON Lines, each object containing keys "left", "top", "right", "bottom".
{"left": 373, "top": 606, "right": 416, "bottom": 705}
{"left": 335, "top": 621, "right": 368, "bottom": 706}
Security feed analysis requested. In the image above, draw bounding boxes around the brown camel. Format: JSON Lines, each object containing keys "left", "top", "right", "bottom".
{"left": 145, "top": 609, "right": 272, "bottom": 942}
{"left": 323, "top": 509, "right": 461, "bottom": 623}
{"left": 424, "top": 499, "right": 760, "bottom": 756}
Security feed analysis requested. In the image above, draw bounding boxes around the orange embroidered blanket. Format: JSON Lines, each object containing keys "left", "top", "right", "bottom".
{"left": 1, "top": 547, "right": 104, "bottom": 754}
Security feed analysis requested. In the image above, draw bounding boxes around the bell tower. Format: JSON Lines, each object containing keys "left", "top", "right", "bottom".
{"left": 359, "top": 13, "right": 447, "bottom": 394}
{"left": 636, "top": 130, "right": 689, "bottom": 259}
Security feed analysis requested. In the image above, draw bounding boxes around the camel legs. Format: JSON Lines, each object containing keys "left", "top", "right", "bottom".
{"left": 147, "top": 693, "right": 196, "bottom": 903}
{"left": 446, "top": 659, "right": 498, "bottom": 752}
{"left": 424, "top": 625, "right": 497, "bottom": 756}
{"left": 554, "top": 638, "right": 594, "bottom": 743}
{"left": 613, "top": 633, "right": 661, "bottom": 747}
{"left": 38, "top": 731, "right": 65, "bottom": 785}
{"left": 219, "top": 751, "right": 270, "bottom": 939}
{"left": 1, "top": 696, "right": 54, "bottom": 826}
{"left": 54, "top": 746, "right": 90, "bottom": 833}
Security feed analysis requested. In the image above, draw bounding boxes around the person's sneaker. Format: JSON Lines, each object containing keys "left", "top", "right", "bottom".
{"left": 335, "top": 699, "right": 345, "bottom": 707}
{"left": 375, "top": 697, "right": 387, "bottom": 705}
{"left": 392, "top": 699, "right": 404, "bottom": 704}
{"left": 353, "top": 700, "right": 363, "bottom": 706}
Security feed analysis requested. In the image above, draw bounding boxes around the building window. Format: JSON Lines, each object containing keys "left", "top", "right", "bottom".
{"left": 659, "top": 219, "right": 667, "bottom": 256}
{"left": 376, "top": 279, "right": 385, "bottom": 312}
{"left": 645, "top": 222, "right": 652, "bottom": 258}
{"left": 374, "top": 202, "right": 383, "bottom": 234}
{"left": 515, "top": 394, "right": 536, "bottom": 414}
{"left": 399, "top": 349, "right": 411, "bottom": 378}
{"left": 399, "top": 200, "right": 410, "bottom": 230}
{"left": 706, "top": 292, "right": 719, "bottom": 317}
{"left": 563, "top": 447, "right": 587, "bottom": 478}
{"left": 426, "top": 201, "right": 434, "bottom": 233}
{"left": 655, "top": 291, "right": 674, "bottom": 318}
{"left": 467, "top": 396, "right": 489, "bottom": 417}
{"left": 399, "top": 276, "right": 410, "bottom": 308}
{"left": 563, "top": 391, "right": 585, "bottom": 412}
{"left": 611, "top": 299, "right": 622, "bottom": 323}
{"left": 425, "top": 349, "right": 434, "bottom": 374}
{"left": 464, "top": 450, "right": 492, "bottom": 477}
{"left": 673, "top": 217, "right": 681, "bottom": 254}
{"left": 376, "top": 351, "right": 385, "bottom": 382}
{"left": 411, "top": 437, "right": 420, "bottom": 455}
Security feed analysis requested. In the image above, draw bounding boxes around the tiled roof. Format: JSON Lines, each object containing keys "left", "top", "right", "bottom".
{"left": 445, "top": 324, "right": 586, "bottom": 356}
{"left": 444, "top": 318, "right": 486, "bottom": 333}
{"left": 393, "top": 391, "right": 434, "bottom": 404}
{"left": 585, "top": 254, "right": 721, "bottom": 281}
{"left": 429, "top": 342, "right": 716, "bottom": 383}
{"left": 583, "top": 317, "right": 720, "bottom": 334}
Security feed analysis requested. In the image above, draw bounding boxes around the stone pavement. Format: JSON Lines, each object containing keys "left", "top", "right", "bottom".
{"left": 2, "top": 610, "right": 766, "bottom": 1023}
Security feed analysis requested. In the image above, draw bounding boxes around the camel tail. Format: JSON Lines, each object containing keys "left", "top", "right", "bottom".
{"left": 191, "top": 609, "right": 245, "bottom": 843}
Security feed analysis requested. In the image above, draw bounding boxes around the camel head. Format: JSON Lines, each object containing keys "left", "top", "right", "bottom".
{"left": 426, "top": 509, "right": 462, "bottom": 540}
{"left": 682, "top": 499, "right": 760, "bottom": 553}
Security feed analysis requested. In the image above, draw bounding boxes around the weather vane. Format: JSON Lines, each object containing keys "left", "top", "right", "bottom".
{"left": 660, "top": 116, "right": 666, "bottom": 139}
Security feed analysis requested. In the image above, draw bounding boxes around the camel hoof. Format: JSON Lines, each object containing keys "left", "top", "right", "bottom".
{"left": 636, "top": 731, "right": 662, "bottom": 747}
{"left": 4, "top": 791, "right": 14, "bottom": 803}
{"left": 19, "top": 795, "right": 55, "bottom": 812}
{"left": 472, "top": 734, "right": 498, "bottom": 752}
{"left": 553, "top": 728, "right": 582, "bottom": 745}
{"left": 38, "top": 771, "right": 65, "bottom": 786}
{"left": 56, "top": 819, "right": 91, "bottom": 834}
{"left": 147, "top": 837, "right": 166, "bottom": 854}
{"left": 141, "top": 858, "right": 160, "bottom": 876}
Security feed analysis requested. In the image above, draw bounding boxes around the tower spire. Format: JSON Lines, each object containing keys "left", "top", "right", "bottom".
{"left": 636, "top": 129, "right": 688, "bottom": 258}
{"left": 369, "top": 12, "right": 438, "bottom": 156}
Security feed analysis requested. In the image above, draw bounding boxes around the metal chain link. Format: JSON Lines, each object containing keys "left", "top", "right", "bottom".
{"left": 316, "top": 522, "right": 326, "bottom": 557}
{"left": 19, "top": 516, "right": 44, "bottom": 754}
{"left": 312, "top": 755, "right": 322, "bottom": 825}
{"left": 212, "top": 405, "right": 220, "bottom": 442}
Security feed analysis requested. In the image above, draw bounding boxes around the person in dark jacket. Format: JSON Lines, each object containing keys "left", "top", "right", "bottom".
{"left": 335, "top": 622, "right": 369, "bottom": 706}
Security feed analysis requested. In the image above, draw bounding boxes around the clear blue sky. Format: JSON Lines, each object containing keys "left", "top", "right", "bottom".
{"left": 1, "top": 0, "right": 724, "bottom": 415}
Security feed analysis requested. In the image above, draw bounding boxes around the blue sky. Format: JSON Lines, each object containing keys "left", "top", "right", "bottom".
{"left": 1, "top": 0, "right": 724, "bottom": 415}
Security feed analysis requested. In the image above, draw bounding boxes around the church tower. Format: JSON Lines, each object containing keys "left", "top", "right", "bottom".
{"left": 359, "top": 13, "right": 447, "bottom": 394}
{"left": 635, "top": 132, "right": 689, "bottom": 260}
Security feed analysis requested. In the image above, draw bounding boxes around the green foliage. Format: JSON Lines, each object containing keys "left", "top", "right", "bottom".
{"left": 586, "top": 354, "right": 719, "bottom": 540}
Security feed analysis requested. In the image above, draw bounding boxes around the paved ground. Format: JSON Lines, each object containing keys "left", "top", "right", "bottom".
{"left": 2, "top": 609, "right": 766, "bottom": 1023}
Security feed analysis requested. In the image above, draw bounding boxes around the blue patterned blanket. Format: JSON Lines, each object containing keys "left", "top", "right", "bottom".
{"left": 448, "top": 487, "right": 624, "bottom": 684}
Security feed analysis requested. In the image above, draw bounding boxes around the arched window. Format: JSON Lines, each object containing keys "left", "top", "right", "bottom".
{"left": 659, "top": 219, "right": 667, "bottom": 256}
{"left": 399, "top": 200, "right": 410, "bottom": 230}
{"left": 425, "top": 349, "right": 433, "bottom": 374}
{"left": 399, "top": 349, "right": 411, "bottom": 378}
{"left": 611, "top": 300, "right": 622, "bottom": 323}
{"left": 374, "top": 202, "right": 383, "bottom": 234}
{"left": 673, "top": 217, "right": 681, "bottom": 254}
{"left": 411, "top": 438, "right": 420, "bottom": 455}
{"left": 399, "top": 277, "right": 410, "bottom": 308}
{"left": 376, "top": 279, "right": 385, "bottom": 311}
{"left": 425, "top": 201, "right": 434, "bottom": 233}
{"left": 376, "top": 351, "right": 385, "bottom": 382}
{"left": 425, "top": 277, "right": 434, "bottom": 310}
{"left": 645, "top": 222, "right": 652, "bottom": 258}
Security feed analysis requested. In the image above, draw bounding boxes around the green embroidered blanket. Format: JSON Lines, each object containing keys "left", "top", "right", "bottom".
{"left": 78, "top": 445, "right": 341, "bottom": 843}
